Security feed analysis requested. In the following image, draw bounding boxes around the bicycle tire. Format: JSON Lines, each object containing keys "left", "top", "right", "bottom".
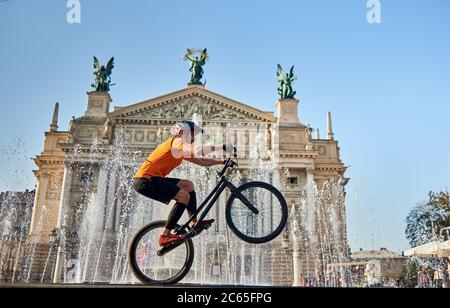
{"left": 128, "top": 220, "right": 194, "bottom": 284}
{"left": 225, "top": 181, "right": 288, "bottom": 244}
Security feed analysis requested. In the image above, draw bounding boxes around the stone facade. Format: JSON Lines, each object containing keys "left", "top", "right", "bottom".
{"left": 30, "top": 83, "right": 347, "bottom": 285}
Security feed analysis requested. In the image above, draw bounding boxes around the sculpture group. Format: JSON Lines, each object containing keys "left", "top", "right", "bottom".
{"left": 90, "top": 50, "right": 297, "bottom": 100}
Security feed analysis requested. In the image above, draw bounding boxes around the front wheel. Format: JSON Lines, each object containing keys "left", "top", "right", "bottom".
{"left": 225, "top": 181, "right": 288, "bottom": 244}
{"left": 129, "top": 220, "right": 194, "bottom": 284}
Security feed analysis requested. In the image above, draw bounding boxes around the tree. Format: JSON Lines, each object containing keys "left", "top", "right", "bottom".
{"left": 405, "top": 190, "right": 450, "bottom": 247}
{"left": 403, "top": 258, "right": 419, "bottom": 288}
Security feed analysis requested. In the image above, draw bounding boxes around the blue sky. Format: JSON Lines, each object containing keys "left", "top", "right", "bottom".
{"left": 0, "top": 0, "right": 449, "bottom": 252}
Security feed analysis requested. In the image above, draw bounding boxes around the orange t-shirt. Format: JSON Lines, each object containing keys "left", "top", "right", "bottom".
{"left": 134, "top": 136, "right": 184, "bottom": 178}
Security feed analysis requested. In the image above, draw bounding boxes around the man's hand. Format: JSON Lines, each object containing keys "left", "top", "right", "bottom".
{"left": 224, "top": 159, "right": 238, "bottom": 168}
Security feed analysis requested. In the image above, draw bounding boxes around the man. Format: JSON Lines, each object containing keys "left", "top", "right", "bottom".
{"left": 132, "top": 120, "right": 236, "bottom": 246}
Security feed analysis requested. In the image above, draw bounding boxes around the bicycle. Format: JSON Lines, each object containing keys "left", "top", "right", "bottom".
{"left": 128, "top": 157, "right": 288, "bottom": 284}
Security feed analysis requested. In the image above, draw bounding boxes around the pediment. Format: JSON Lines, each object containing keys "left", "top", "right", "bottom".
{"left": 109, "top": 86, "right": 276, "bottom": 123}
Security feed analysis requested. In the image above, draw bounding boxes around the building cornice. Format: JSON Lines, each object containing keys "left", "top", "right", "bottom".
{"left": 278, "top": 151, "right": 319, "bottom": 159}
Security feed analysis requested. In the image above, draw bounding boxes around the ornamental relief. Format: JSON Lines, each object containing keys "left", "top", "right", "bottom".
{"left": 91, "top": 99, "right": 104, "bottom": 109}
{"left": 46, "top": 172, "right": 64, "bottom": 201}
{"left": 316, "top": 145, "right": 326, "bottom": 155}
{"left": 79, "top": 126, "right": 101, "bottom": 138}
{"left": 114, "top": 127, "right": 160, "bottom": 145}
{"left": 131, "top": 98, "right": 252, "bottom": 121}
{"left": 113, "top": 125, "right": 261, "bottom": 147}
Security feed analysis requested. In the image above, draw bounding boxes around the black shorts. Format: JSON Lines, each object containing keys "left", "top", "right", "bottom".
{"left": 132, "top": 176, "right": 181, "bottom": 205}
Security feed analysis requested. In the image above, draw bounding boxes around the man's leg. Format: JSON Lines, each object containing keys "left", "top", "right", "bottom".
{"left": 132, "top": 177, "right": 191, "bottom": 246}
{"left": 176, "top": 179, "right": 214, "bottom": 230}
{"left": 163, "top": 189, "right": 190, "bottom": 235}
{"left": 187, "top": 191, "right": 197, "bottom": 219}
{"left": 176, "top": 180, "right": 198, "bottom": 227}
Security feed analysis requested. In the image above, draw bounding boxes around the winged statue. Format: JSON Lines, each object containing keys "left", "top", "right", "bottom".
{"left": 184, "top": 48, "right": 208, "bottom": 85}
{"left": 277, "top": 64, "right": 297, "bottom": 99}
{"left": 91, "top": 56, "right": 115, "bottom": 92}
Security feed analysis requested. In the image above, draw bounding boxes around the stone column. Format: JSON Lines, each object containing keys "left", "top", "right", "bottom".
{"left": 56, "top": 164, "right": 73, "bottom": 233}
{"left": 106, "top": 166, "right": 119, "bottom": 231}
{"left": 91, "top": 163, "right": 111, "bottom": 282}
{"left": 291, "top": 167, "right": 315, "bottom": 286}
{"left": 28, "top": 175, "right": 42, "bottom": 235}
{"left": 306, "top": 167, "right": 315, "bottom": 192}
{"left": 53, "top": 163, "right": 73, "bottom": 283}
{"left": 292, "top": 235, "right": 302, "bottom": 286}
{"left": 95, "top": 164, "right": 108, "bottom": 230}
{"left": 28, "top": 171, "right": 49, "bottom": 241}
{"left": 305, "top": 166, "right": 316, "bottom": 241}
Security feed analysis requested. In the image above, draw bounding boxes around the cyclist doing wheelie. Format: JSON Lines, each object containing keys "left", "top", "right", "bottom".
{"left": 129, "top": 128, "right": 287, "bottom": 284}
{"left": 132, "top": 120, "right": 236, "bottom": 247}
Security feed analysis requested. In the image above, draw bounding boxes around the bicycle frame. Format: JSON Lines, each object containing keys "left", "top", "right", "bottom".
{"left": 157, "top": 158, "right": 258, "bottom": 256}
{"left": 176, "top": 158, "right": 259, "bottom": 234}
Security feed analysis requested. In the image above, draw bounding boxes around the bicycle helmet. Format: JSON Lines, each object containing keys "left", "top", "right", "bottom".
{"left": 172, "top": 121, "right": 204, "bottom": 140}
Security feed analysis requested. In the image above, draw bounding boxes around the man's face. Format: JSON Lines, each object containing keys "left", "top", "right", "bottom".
{"left": 179, "top": 130, "right": 196, "bottom": 144}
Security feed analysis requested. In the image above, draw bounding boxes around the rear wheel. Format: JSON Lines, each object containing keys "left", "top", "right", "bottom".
{"left": 129, "top": 220, "right": 194, "bottom": 284}
{"left": 225, "top": 181, "right": 288, "bottom": 244}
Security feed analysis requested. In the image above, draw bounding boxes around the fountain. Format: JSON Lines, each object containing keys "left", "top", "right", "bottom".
{"left": 289, "top": 178, "right": 351, "bottom": 287}
{"left": 0, "top": 127, "right": 351, "bottom": 286}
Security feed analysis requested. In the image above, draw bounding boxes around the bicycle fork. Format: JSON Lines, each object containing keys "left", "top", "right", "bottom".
{"left": 228, "top": 183, "right": 259, "bottom": 215}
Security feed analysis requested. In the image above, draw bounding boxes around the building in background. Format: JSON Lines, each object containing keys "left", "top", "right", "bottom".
{"left": 27, "top": 56, "right": 348, "bottom": 285}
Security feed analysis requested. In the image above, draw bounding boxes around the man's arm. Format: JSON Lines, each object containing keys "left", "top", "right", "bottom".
{"left": 172, "top": 136, "right": 237, "bottom": 160}
{"left": 193, "top": 144, "right": 237, "bottom": 157}
{"left": 185, "top": 157, "right": 224, "bottom": 167}
{"left": 195, "top": 144, "right": 226, "bottom": 156}
{"left": 173, "top": 138, "right": 232, "bottom": 158}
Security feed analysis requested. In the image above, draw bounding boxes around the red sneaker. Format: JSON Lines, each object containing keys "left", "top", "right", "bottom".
{"left": 158, "top": 234, "right": 185, "bottom": 247}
